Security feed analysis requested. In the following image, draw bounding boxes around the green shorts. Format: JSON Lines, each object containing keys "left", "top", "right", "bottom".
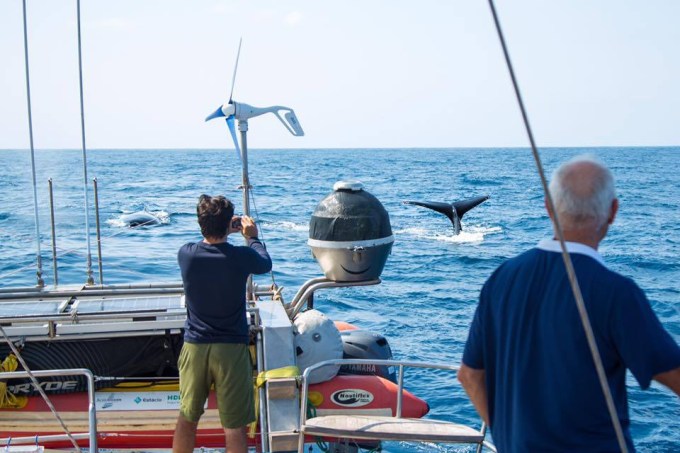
{"left": 178, "top": 342, "right": 254, "bottom": 428}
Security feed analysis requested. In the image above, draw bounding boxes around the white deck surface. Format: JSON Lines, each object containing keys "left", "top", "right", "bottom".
{"left": 301, "top": 415, "right": 484, "bottom": 443}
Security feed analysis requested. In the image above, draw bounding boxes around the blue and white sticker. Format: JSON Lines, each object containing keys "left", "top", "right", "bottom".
{"left": 95, "top": 391, "right": 206, "bottom": 411}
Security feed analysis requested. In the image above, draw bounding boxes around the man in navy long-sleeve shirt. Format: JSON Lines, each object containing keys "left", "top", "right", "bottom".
{"left": 173, "top": 194, "right": 271, "bottom": 453}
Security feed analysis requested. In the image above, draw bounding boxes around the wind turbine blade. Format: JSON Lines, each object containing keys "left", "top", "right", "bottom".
{"left": 226, "top": 116, "right": 241, "bottom": 162}
{"left": 228, "top": 37, "right": 242, "bottom": 102}
{"left": 205, "top": 106, "right": 226, "bottom": 122}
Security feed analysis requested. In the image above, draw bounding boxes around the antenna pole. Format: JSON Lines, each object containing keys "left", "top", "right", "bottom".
{"left": 22, "top": 0, "right": 44, "bottom": 288}
{"left": 76, "top": 0, "right": 94, "bottom": 285}
{"left": 93, "top": 178, "right": 104, "bottom": 285}
{"left": 48, "top": 178, "right": 59, "bottom": 287}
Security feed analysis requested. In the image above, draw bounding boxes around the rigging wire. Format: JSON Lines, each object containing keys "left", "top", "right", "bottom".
{"left": 486, "top": 1, "right": 628, "bottom": 451}
{"left": 248, "top": 185, "right": 278, "bottom": 288}
{"left": 21, "top": 0, "right": 44, "bottom": 288}
{"left": 76, "top": 0, "right": 95, "bottom": 285}
{"left": 0, "top": 216, "right": 163, "bottom": 283}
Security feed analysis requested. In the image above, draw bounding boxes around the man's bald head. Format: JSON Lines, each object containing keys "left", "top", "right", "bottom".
{"left": 548, "top": 155, "right": 616, "bottom": 231}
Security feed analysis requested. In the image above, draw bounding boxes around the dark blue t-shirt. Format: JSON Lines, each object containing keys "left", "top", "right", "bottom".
{"left": 463, "top": 241, "right": 680, "bottom": 452}
{"left": 178, "top": 238, "right": 272, "bottom": 344}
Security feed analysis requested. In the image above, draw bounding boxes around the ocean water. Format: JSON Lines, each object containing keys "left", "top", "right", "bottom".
{"left": 0, "top": 147, "right": 679, "bottom": 452}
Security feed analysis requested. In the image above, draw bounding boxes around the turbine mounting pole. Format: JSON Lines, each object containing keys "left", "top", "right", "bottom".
{"left": 238, "top": 118, "right": 253, "bottom": 300}
{"left": 238, "top": 120, "right": 251, "bottom": 217}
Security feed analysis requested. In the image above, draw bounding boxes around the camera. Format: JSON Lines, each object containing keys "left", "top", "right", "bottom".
{"left": 231, "top": 217, "right": 242, "bottom": 229}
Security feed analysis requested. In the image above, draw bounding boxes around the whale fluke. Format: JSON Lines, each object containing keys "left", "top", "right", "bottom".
{"left": 404, "top": 195, "right": 489, "bottom": 235}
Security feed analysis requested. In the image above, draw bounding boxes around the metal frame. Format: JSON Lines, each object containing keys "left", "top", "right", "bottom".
{"left": 0, "top": 301, "right": 263, "bottom": 344}
{"left": 0, "top": 285, "right": 184, "bottom": 301}
{"left": 297, "top": 359, "right": 495, "bottom": 452}
{"left": 287, "top": 277, "right": 381, "bottom": 319}
{"left": 0, "top": 368, "right": 97, "bottom": 450}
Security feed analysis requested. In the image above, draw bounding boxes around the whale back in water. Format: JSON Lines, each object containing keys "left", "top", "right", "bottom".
{"left": 120, "top": 211, "right": 161, "bottom": 228}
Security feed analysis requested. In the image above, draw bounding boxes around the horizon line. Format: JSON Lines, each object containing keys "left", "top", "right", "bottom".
{"left": 1, "top": 145, "right": 679, "bottom": 152}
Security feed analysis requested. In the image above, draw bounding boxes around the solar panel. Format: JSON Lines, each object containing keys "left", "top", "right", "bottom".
{"left": 74, "top": 295, "right": 184, "bottom": 314}
{"left": 0, "top": 300, "right": 66, "bottom": 317}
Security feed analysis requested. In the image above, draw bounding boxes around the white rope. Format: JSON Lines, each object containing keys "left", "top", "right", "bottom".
{"left": 76, "top": 0, "right": 94, "bottom": 285}
{"left": 0, "top": 263, "right": 39, "bottom": 281}
{"left": 21, "top": 0, "right": 44, "bottom": 288}
{"left": 487, "top": 1, "right": 628, "bottom": 451}
{"left": 0, "top": 326, "right": 81, "bottom": 451}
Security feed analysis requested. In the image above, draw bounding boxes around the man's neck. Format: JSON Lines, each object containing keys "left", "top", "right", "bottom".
{"left": 203, "top": 236, "right": 226, "bottom": 245}
{"left": 558, "top": 230, "right": 601, "bottom": 250}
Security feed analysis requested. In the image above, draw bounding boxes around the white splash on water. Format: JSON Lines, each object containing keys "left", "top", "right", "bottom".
{"left": 276, "top": 221, "right": 308, "bottom": 232}
{"left": 395, "top": 225, "right": 501, "bottom": 243}
{"left": 107, "top": 218, "right": 127, "bottom": 228}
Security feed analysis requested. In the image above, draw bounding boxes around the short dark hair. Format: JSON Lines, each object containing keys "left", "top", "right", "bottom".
{"left": 196, "top": 194, "right": 234, "bottom": 239}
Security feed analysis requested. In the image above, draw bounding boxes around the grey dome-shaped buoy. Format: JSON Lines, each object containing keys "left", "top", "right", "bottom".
{"left": 308, "top": 181, "right": 393, "bottom": 281}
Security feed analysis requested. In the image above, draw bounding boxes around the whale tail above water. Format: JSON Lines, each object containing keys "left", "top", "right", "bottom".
{"left": 403, "top": 195, "right": 489, "bottom": 235}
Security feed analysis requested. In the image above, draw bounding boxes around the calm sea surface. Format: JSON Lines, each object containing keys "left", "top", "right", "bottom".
{"left": 0, "top": 147, "right": 679, "bottom": 451}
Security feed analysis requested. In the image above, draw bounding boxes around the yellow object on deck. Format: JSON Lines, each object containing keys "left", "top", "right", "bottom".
{"left": 248, "top": 365, "right": 300, "bottom": 438}
{"left": 0, "top": 354, "right": 28, "bottom": 409}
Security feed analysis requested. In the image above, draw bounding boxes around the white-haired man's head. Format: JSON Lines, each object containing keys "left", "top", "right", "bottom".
{"left": 548, "top": 154, "right": 617, "bottom": 232}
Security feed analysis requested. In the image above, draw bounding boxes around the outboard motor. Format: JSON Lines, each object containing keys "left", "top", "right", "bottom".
{"left": 338, "top": 329, "right": 396, "bottom": 383}
{"left": 308, "top": 181, "right": 393, "bottom": 282}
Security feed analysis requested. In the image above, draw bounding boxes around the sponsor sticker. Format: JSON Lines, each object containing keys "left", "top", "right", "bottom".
{"left": 330, "top": 389, "right": 374, "bottom": 407}
{"left": 95, "top": 391, "right": 204, "bottom": 411}
{"left": 9, "top": 380, "right": 79, "bottom": 394}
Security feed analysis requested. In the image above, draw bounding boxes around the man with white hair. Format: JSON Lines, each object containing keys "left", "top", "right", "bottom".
{"left": 458, "top": 155, "right": 680, "bottom": 452}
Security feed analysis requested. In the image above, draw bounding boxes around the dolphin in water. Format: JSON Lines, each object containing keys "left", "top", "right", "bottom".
{"left": 120, "top": 211, "right": 162, "bottom": 228}
{"left": 403, "top": 195, "right": 489, "bottom": 235}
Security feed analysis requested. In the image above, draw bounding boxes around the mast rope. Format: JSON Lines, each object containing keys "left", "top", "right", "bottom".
{"left": 486, "top": 1, "right": 628, "bottom": 451}
{"left": 0, "top": 327, "right": 81, "bottom": 451}
{"left": 21, "top": 0, "right": 44, "bottom": 288}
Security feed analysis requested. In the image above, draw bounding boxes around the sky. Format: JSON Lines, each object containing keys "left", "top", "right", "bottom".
{"left": 1, "top": 0, "right": 679, "bottom": 150}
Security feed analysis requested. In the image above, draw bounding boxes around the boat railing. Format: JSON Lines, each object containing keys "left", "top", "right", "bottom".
{"left": 0, "top": 283, "right": 185, "bottom": 301}
{"left": 287, "top": 277, "right": 381, "bottom": 319}
{"left": 298, "top": 358, "right": 496, "bottom": 453}
{"left": 0, "top": 368, "right": 97, "bottom": 451}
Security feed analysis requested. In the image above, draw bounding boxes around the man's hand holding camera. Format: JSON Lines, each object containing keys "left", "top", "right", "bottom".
{"left": 230, "top": 215, "right": 259, "bottom": 239}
